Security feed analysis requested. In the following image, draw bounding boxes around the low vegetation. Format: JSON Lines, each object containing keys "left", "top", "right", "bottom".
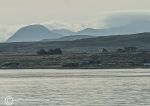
{"left": 37, "top": 48, "right": 62, "bottom": 55}
{"left": 0, "top": 47, "right": 149, "bottom": 69}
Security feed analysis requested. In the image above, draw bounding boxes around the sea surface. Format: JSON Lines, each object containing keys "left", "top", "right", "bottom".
{"left": 0, "top": 69, "right": 150, "bottom": 106}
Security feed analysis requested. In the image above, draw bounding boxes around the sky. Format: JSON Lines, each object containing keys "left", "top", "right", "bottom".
{"left": 0, "top": 0, "right": 150, "bottom": 42}
{"left": 0, "top": 0, "right": 150, "bottom": 25}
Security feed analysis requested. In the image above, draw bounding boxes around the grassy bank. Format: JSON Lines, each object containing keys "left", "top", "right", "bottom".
{"left": 0, "top": 52, "right": 149, "bottom": 69}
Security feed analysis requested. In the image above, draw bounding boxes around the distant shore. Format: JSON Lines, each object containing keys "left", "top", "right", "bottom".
{"left": 0, "top": 52, "right": 149, "bottom": 69}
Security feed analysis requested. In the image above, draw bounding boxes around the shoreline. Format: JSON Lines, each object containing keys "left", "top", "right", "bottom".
{"left": 0, "top": 52, "right": 149, "bottom": 69}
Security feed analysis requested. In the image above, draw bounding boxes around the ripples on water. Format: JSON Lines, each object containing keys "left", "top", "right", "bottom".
{"left": 0, "top": 69, "right": 150, "bottom": 106}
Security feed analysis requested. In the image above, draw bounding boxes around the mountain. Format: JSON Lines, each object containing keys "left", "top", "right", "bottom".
{"left": 70, "top": 32, "right": 150, "bottom": 47}
{"left": 7, "top": 21, "right": 150, "bottom": 43}
{"left": 106, "top": 21, "right": 150, "bottom": 35}
{"left": 77, "top": 28, "right": 104, "bottom": 35}
{"left": 1, "top": 32, "right": 150, "bottom": 54}
{"left": 102, "top": 13, "right": 150, "bottom": 35}
{"left": 76, "top": 27, "right": 131, "bottom": 36}
{"left": 51, "top": 29, "right": 75, "bottom": 36}
{"left": 42, "top": 35, "right": 94, "bottom": 41}
{"left": 76, "top": 21, "right": 150, "bottom": 36}
{"left": 7, "top": 24, "right": 62, "bottom": 42}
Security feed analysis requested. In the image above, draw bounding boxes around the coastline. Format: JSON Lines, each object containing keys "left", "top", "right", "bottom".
{"left": 0, "top": 52, "right": 149, "bottom": 69}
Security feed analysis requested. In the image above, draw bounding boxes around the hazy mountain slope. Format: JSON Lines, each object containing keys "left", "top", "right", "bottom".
{"left": 7, "top": 20, "right": 150, "bottom": 43}
{"left": 1, "top": 32, "right": 150, "bottom": 54}
{"left": 7, "top": 24, "right": 62, "bottom": 42}
{"left": 42, "top": 35, "right": 94, "bottom": 41}
{"left": 51, "top": 29, "right": 75, "bottom": 36}
{"left": 70, "top": 32, "right": 150, "bottom": 47}
{"left": 76, "top": 21, "right": 150, "bottom": 36}
{"left": 77, "top": 28, "right": 104, "bottom": 35}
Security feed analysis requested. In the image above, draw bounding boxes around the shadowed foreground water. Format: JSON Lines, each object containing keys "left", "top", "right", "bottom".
{"left": 0, "top": 69, "right": 150, "bottom": 106}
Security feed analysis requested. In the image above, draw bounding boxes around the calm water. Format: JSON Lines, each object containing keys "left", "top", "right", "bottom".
{"left": 0, "top": 69, "right": 150, "bottom": 106}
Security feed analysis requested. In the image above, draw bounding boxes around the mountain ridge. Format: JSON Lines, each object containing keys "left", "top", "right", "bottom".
{"left": 7, "top": 24, "right": 62, "bottom": 42}
{"left": 42, "top": 35, "right": 94, "bottom": 41}
{"left": 1, "top": 32, "right": 150, "bottom": 54}
{"left": 6, "top": 23, "right": 150, "bottom": 43}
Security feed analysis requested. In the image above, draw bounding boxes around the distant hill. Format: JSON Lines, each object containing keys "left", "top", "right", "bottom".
{"left": 7, "top": 23, "right": 150, "bottom": 43}
{"left": 77, "top": 28, "right": 104, "bottom": 35}
{"left": 42, "top": 26, "right": 146, "bottom": 42}
{"left": 42, "top": 35, "right": 94, "bottom": 41}
{"left": 51, "top": 29, "right": 75, "bottom": 36}
{"left": 1, "top": 32, "right": 150, "bottom": 54}
{"left": 76, "top": 23, "right": 150, "bottom": 36}
{"left": 7, "top": 24, "right": 62, "bottom": 42}
{"left": 71, "top": 32, "right": 150, "bottom": 47}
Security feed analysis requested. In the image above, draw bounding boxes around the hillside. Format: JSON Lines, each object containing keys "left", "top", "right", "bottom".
{"left": 7, "top": 24, "right": 62, "bottom": 42}
{"left": 7, "top": 23, "right": 150, "bottom": 43}
{"left": 71, "top": 32, "right": 150, "bottom": 47}
{"left": 1, "top": 32, "right": 150, "bottom": 54}
{"left": 51, "top": 29, "right": 75, "bottom": 36}
{"left": 42, "top": 35, "right": 94, "bottom": 41}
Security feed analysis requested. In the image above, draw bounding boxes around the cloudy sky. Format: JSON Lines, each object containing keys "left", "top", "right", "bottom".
{"left": 0, "top": 0, "right": 150, "bottom": 41}
{"left": 0, "top": 0, "right": 150, "bottom": 25}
